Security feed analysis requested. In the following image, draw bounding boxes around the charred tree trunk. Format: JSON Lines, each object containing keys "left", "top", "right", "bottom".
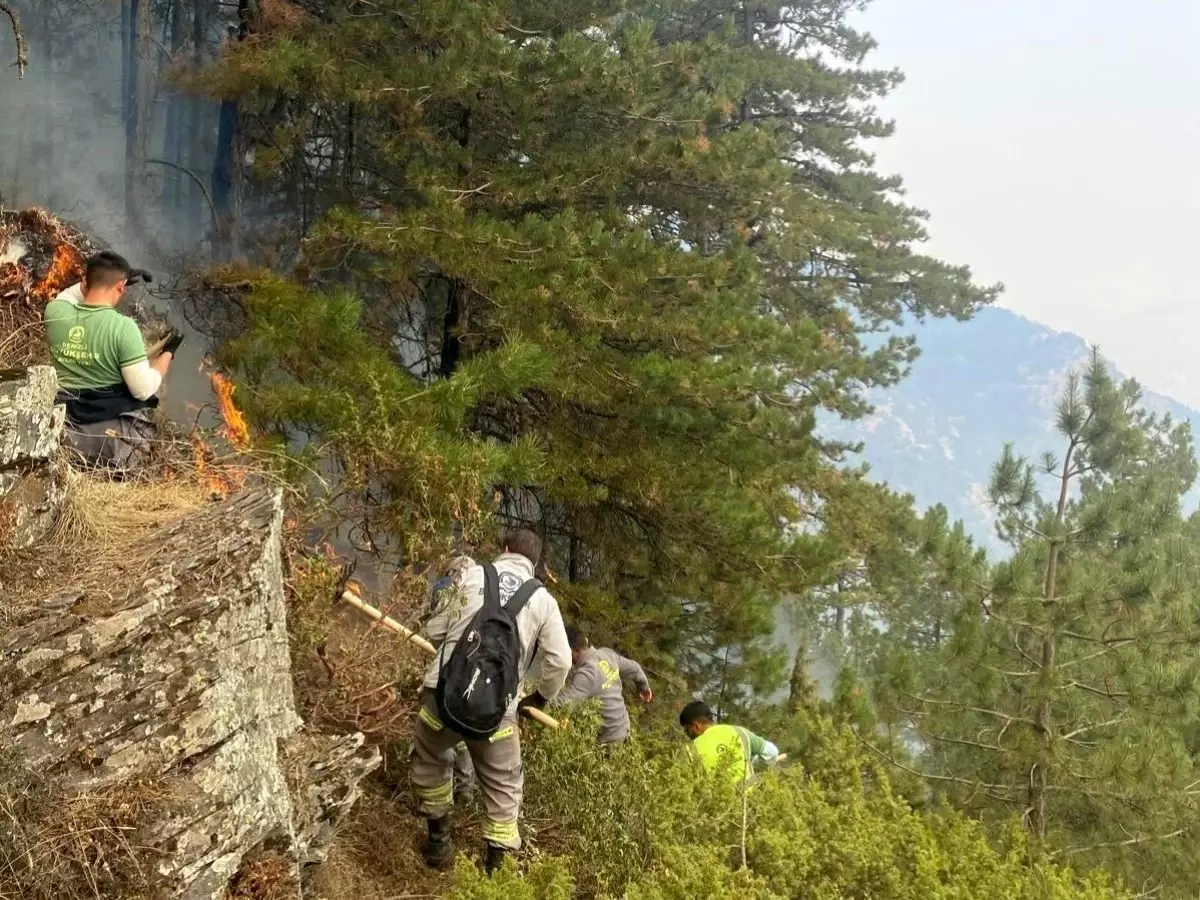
{"left": 124, "top": 0, "right": 144, "bottom": 231}
{"left": 212, "top": 0, "right": 255, "bottom": 258}
{"left": 437, "top": 278, "right": 467, "bottom": 377}
{"left": 164, "top": 0, "right": 188, "bottom": 211}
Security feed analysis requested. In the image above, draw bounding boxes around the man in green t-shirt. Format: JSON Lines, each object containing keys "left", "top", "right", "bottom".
{"left": 44, "top": 251, "right": 182, "bottom": 472}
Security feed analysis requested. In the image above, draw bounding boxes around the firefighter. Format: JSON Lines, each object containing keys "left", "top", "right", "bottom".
{"left": 678, "top": 700, "right": 779, "bottom": 786}
{"left": 44, "top": 251, "right": 181, "bottom": 473}
{"left": 553, "top": 626, "right": 653, "bottom": 745}
{"left": 410, "top": 530, "right": 571, "bottom": 875}
{"left": 429, "top": 553, "right": 476, "bottom": 803}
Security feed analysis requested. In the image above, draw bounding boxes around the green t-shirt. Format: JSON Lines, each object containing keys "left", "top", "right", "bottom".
{"left": 44, "top": 289, "right": 146, "bottom": 391}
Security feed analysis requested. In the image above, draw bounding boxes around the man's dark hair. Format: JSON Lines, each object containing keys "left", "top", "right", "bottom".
{"left": 565, "top": 625, "right": 589, "bottom": 652}
{"left": 84, "top": 251, "right": 132, "bottom": 289}
{"left": 502, "top": 529, "right": 543, "bottom": 565}
{"left": 679, "top": 700, "right": 714, "bottom": 729}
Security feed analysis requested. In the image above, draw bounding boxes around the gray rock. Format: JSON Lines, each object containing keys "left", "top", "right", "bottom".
{"left": 0, "top": 487, "right": 380, "bottom": 898}
{"left": 0, "top": 365, "right": 66, "bottom": 548}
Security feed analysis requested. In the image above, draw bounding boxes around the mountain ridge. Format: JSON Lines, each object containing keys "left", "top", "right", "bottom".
{"left": 831, "top": 307, "right": 1200, "bottom": 552}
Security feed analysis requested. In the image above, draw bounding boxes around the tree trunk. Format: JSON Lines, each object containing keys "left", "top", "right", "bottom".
{"left": 124, "top": 0, "right": 144, "bottom": 231}
{"left": 1029, "top": 441, "right": 1075, "bottom": 843}
{"left": 164, "top": 0, "right": 187, "bottom": 210}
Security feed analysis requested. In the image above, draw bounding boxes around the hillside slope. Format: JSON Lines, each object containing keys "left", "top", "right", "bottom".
{"left": 830, "top": 307, "right": 1200, "bottom": 552}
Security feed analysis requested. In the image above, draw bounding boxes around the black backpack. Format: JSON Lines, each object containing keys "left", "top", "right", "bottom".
{"left": 435, "top": 564, "right": 542, "bottom": 741}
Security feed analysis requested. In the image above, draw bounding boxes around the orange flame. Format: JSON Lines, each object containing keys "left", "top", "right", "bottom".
{"left": 192, "top": 434, "right": 247, "bottom": 497}
{"left": 210, "top": 372, "right": 250, "bottom": 449}
{"left": 31, "top": 242, "right": 84, "bottom": 301}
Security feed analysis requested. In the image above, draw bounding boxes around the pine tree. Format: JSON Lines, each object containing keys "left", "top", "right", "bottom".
{"left": 891, "top": 352, "right": 1200, "bottom": 896}
{"left": 193, "top": 0, "right": 994, "bottom": 687}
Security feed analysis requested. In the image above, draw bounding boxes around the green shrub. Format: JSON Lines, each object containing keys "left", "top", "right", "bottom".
{"left": 440, "top": 708, "right": 1129, "bottom": 900}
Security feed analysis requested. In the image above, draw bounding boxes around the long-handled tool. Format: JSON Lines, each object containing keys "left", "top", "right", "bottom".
{"left": 339, "top": 588, "right": 560, "bottom": 729}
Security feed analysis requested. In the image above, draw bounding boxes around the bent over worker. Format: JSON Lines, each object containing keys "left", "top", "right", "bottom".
{"left": 410, "top": 530, "right": 571, "bottom": 874}
{"left": 553, "top": 626, "right": 652, "bottom": 745}
{"left": 44, "top": 252, "right": 181, "bottom": 473}
{"left": 679, "top": 700, "right": 779, "bottom": 786}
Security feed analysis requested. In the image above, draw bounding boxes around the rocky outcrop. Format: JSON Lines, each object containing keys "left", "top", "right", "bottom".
{"left": 0, "top": 475, "right": 379, "bottom": 896}
{"left": 0, "top": 365, "right": 66, "bottom": 549}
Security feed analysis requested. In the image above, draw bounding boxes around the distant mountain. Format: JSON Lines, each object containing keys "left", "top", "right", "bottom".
{"left": 827, "top": 307, "right": 1200, "bottom": 553}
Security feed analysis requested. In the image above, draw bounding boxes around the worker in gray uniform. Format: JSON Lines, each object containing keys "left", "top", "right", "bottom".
{"left": 429, "top": 554, "right": 476, "bottom": 802}
{"left": 553, "top": 626, "right": 653, "bottom": 745}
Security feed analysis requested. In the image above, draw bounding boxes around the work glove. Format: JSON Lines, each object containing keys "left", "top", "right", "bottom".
{"left": 518, "top": 691, "right": 549, "bottom": 712}
{"left": 127, "top": 267, "right": 154, "bottom": 285}
{"left": 161, "top": 328, "right": 185, "bottom": 356}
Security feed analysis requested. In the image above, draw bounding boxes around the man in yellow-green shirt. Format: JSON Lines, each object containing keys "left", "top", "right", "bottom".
{"left": 679, "top": 700, "right": 779, "bottom": 786}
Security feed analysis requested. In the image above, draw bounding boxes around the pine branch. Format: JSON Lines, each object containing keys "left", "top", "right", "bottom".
{"left": 0, "top": 1, "right": 26, "bottom": 79}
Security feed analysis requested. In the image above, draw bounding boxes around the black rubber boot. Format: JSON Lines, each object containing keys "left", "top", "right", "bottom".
{"left": 423, "top": 815, "right": 454, "bottom": 870}
{"left": 484, "top": 843, "right": 508, "bottom": 876}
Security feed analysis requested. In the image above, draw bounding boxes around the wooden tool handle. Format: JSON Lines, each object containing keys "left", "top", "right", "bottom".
{"left": 339, "top": 590, "right": 560, "bottom": 729}
{"left": 521, "top": 706, "right": 559, "bottom": 729}
{"left": 341, "top": 590, "right": 438, "bottom": 655}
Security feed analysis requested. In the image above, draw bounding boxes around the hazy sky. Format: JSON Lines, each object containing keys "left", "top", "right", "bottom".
{"left": 854, "top": 0, "right": 1200, "bottom": 406}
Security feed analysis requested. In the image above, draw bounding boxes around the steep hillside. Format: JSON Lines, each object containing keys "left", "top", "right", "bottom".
{"left": 831, "top": 307, "right": 1200, "bottom": 552}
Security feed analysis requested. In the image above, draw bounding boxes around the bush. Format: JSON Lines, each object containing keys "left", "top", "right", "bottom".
{"left": 441, "top": 707, "right": 1129, "bottom": 900}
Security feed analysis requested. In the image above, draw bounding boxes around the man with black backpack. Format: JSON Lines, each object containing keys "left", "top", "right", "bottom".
{"left": 411, "top": 529, "right": 571, "bottom": 875}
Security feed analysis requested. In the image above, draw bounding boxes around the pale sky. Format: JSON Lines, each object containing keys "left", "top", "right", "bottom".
{"left": 855, "top": 0, "right": 1200, "bottom": 406}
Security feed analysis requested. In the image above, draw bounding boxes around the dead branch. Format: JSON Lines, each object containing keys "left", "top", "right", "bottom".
{"left": 1051, "top": 827, "right": 1187, "bottom": 858}
{"left": 144, "top": 158, "right": 219, "bottom": 234}
{"left": 0, "top": 1, "right": 26, "bottom": 79}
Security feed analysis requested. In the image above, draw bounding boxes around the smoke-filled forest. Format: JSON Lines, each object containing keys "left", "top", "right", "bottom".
{"left": 1, "top": 2, "right": 1198, "bottom": 899}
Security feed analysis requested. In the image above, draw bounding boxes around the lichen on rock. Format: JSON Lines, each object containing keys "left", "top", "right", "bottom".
{"left": 0, "top": 364, "right": 66, "bottom": 549}
{"left": 0, "top": 447, "right": 379, "bottom": 897}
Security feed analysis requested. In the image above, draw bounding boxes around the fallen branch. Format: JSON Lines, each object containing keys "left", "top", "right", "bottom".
{"left": 339, "top": 589, "right": 561, "bottom": 729}
{"left": 0, "top": 2, "right": 26, "bottom": 79}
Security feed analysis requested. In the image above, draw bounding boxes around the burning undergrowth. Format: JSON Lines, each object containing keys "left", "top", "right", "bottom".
{"left": 0, "top": 207, "right": 172, "bottom": 367}
{"left": 0, "top": 208, "right": 92, "bottom": 368}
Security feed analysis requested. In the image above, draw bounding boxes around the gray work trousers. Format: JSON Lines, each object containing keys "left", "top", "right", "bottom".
{"left": 411, "top": 690, "right": 523, "bottom": 850}
{"left": 64, "top": 410, "right": 156, "bottom": 474}
{"left": 452, "top": 742, "right": 475, "bottom": 795}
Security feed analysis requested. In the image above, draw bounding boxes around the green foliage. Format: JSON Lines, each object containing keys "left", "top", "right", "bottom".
{"left": 440, "top": 705, "right": 1127, "bottom": 900}
{"left": 199, "top": 0, "right": 993, "bottom": 692}
{"left": 871, "top": 353, "right": 1200, "bottom": 897}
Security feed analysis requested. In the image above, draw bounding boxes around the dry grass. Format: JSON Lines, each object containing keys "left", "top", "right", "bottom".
{"left": 223, "top": 852, "right": 301, "bottom": 900}
{"left": 53, "top": 465, "right": 210, "bottom": 551}
{"left": 0, "top": 461, "right": 212, "bottom": 621}
{"left": 305, "top": 788, "right": 452, "bottom": 900}
{"left": 0, "top": 759, "right": 168, "bottom": 900}
{"left": 285, "top": 554, "right": 432, "bottom": 744}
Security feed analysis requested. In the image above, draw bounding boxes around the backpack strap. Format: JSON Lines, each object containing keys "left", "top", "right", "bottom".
{"left": 482, "top": 564, "right": 501, "bottom": 611}
{"left": 504, "top": 577, "right": 543, "bottom": 619}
